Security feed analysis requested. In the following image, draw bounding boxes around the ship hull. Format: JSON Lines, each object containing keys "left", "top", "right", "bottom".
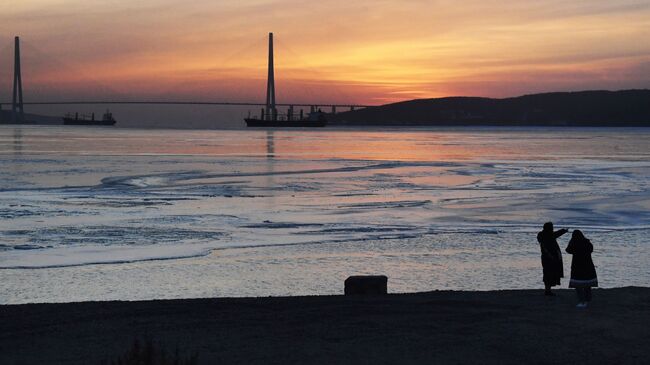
{"left": 245, "top": 118, "right": 326, "bottom": 128}
{"left": 63, "top": 118, "right": 116, "bottom": 126}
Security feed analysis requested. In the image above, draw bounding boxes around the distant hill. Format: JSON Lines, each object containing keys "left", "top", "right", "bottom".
{"left": 331, "top": 90, "right": 650, "bottom": 126}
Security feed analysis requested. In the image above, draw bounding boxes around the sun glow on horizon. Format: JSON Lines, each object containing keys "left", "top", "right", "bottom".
{"left": 1, "top": 0, "right": 650, "bottom": 105}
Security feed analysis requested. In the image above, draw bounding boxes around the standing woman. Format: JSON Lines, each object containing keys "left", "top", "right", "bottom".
{"left": 537, "top": 222, "right": 568, "bottom": 296}
{"left": 566, "top": 230, "right": 598, "bottom": 308}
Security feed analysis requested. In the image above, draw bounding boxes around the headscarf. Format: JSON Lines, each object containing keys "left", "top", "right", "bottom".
{"left": 571, "top": 229, "right": 585, "bottom": 241}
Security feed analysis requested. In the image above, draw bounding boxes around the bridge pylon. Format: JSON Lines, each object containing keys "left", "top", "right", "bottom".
{"left": 265, "top": 32, "right": 276, "bottom": 121}
{"left": 12, "top": 36, "right": 25, "bottom": 123}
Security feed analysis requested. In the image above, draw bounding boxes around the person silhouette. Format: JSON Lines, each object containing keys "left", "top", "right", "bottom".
{"left": 536, "top": 222, "right": 568, "bottom": 296}
{"left": 566, "top": 230, "right": 598, "bottom": 308}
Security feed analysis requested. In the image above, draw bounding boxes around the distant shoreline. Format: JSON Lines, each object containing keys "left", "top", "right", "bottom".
{"left": 332, "top": 89, "right": 650, "bottom": 127}
{"left": 2, "top": 123, "right": 650, "bottom": 131}
{"left": 2, "top": 287, "right": 649, "bottom": 364}
{"left": 2, "top": 89, "right": 649, "bottom": 129}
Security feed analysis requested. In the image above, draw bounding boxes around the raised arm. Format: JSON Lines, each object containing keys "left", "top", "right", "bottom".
{"left": 554, "top": 228, "right": 568, "bottom": 239}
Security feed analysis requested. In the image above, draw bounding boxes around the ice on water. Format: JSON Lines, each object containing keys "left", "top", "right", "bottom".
{"left": 1, "top": 126, "right": 649, "bottom": 302}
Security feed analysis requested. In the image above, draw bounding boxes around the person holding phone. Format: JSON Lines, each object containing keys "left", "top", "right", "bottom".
{"left": 536, "top": 222, "right": 568, "bottom": 296}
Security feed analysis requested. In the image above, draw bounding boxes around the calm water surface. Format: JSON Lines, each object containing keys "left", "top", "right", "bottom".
{"left": 1, "top": 126, "right": 649, "bottom": 303}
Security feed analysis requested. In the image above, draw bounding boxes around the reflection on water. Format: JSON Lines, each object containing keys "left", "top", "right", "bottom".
{"left": 265, "top": 131, "right": 276, "bottom": 209}
{"left": 13, "top": 127, "right": 22, "bottom": 155}
{"left": 0, "top": 126, "right": 649, "bottom": 303}
{"left": 266, "top": 131, "right": 274, "bottom": 158}
{"left": 0, "top": 126, "right": 648, "bottom": 161}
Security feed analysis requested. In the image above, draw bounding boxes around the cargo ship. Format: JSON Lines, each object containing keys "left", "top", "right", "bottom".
{"left": 245, "top": 108, "right": 327, "bottom": 128}
{"left": 63, "top": 110, "right": 116, "bottom": 126}
{"left": 1, "top": 109, "right": 117, "bottom": 126}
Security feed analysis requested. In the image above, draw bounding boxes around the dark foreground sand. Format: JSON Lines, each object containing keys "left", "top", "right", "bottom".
{"left": 1, "top": 287, "right": 649, "bottom": 364}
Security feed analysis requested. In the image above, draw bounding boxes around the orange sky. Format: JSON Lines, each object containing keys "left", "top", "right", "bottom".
{"left": 1, "top": 0, "right": 650, "bottom": 105}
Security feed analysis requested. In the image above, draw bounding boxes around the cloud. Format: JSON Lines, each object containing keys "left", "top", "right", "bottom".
{"left": 1, "top": 0, "right": 649, "bottom": 104}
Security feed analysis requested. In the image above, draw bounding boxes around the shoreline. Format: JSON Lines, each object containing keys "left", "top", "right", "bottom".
{"left": 2, "top": 287, "right": 649, "bottom": 364}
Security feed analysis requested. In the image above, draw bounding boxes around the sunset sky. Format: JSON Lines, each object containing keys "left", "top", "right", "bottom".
{"left": 2, "top": 0, "right": 650, "bottom": 105}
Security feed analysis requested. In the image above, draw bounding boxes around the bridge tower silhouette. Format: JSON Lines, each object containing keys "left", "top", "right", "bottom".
{"left": 11, "top": 36, "right": 24, "bottom": 123}
{"left": 1, "top": 35, "right": 371, "bottom": 122}
{"left": 265, "top": 32, "right": 276, "bottom": 121}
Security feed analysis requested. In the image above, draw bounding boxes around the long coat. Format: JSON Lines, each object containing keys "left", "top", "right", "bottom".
{"left": 537, "top": 229, "right": 567, "bottom": 286}
{"left": 566, "top": 237, "right": 598, "bottom": 288}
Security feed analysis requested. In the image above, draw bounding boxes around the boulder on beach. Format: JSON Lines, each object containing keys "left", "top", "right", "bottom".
{"left": 344, "top": 275, "right": 388, "bottom": 295}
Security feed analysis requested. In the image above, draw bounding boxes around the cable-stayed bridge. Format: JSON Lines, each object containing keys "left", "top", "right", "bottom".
{"left": 1, "top": 34, "right": 371, "bottom": 124}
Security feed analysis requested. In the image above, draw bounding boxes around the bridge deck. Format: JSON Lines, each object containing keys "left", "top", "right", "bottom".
{"left": 0, "top": 101, "right": 372, "bottom": 108}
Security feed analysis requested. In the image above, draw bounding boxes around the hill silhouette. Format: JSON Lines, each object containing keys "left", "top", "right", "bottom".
{"left": 331, "top": 90, "right": 650, "bottom": 126}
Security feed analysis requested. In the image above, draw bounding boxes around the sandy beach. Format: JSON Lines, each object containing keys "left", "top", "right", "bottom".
{"left": 1, "top": 287, "right": 649, "bottom": 364}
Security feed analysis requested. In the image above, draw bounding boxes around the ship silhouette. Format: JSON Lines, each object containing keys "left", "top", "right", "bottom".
{"left": 63, "top": 110, "right": 116, "bottom": 126}
{"left": 245, "top": 108, "right": 327, "bottom": 128}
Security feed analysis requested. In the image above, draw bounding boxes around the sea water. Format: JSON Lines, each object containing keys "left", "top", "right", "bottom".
{"left": 1, "top": 126, "right": 649, "bottom": 303}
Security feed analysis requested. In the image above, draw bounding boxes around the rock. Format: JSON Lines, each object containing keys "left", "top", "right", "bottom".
{"left": 344, "top": 275, "right": 388, "bottom": 295}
